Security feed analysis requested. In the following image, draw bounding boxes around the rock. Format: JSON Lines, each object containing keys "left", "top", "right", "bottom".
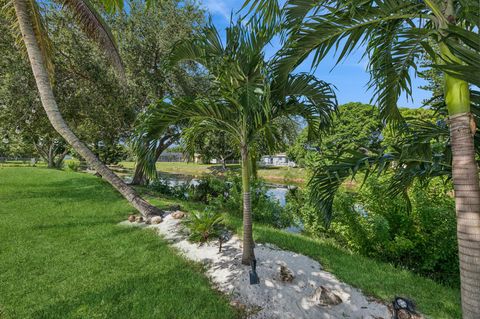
{"left": 310, "top": 286, "right": 342, "bottom": 307}
{"left": 229, "top": 300, "right": 247, "bottom": 312}
{"left": 279, "top": 265, "right": 294, "bottom": 282}
{"left": 171, "top": 211, "right": 186, "bottom": 219}
{"left": 396, "top": 309, "right": 424, "bottom": 319}
{"left": 128, "top": 215, "right": 136, "bottom": 223}
{"left": 135, "top": 216, "right": 144, "bottom": 223}
{"left": 151, "top": 216, "right": 163, "bottom": 224}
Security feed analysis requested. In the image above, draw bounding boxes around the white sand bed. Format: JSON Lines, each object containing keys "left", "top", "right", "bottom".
{"left": 120, "top": 214, "right": 391, "bottom": 319}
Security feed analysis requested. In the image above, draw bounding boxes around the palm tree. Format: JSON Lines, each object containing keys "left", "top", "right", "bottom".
{"left": 247, "top": 0, "right": 479, "bottom": 316}
{"left": 2, "top": 0, "right": 161, "bottom": 217}
{"left": 137, "top": 20, "right": 337, "bottom": 264}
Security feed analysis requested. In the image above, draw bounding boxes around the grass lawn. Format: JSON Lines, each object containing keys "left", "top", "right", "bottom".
{"left": 140, "top": 193, "right": 462, "bottom": 319}
{"left": 119, "top": 161, "right": 307, "bottom": 185}
{"left": 0, "top": 168, "right": 237, "bottom": 319}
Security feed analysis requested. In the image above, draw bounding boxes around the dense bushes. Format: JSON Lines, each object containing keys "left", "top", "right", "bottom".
{"left": 291, "top": 175, "right": 458, "bottom": 286}
{"left": 148, "top": 173, "right": 292, "bottom": 228}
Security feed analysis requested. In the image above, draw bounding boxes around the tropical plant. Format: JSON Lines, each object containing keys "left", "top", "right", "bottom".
{"left": 246, "top": 0, "right": 480, "bottom": 315}
{"left": 138, "top": 19, "right": 337, "bottom": 264}
{"left": 183, "top": 208, "right": 224, "bottom": 243}
{"left": 1, "top": 0, "right": 161, "bottom": 217}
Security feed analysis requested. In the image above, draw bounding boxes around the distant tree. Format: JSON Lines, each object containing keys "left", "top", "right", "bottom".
{"left": 288, "top": 103, "right": 382, "bottom": 167}
{"left": 0, "top": 9, "right": 134, "bottom": 167}
{"left": 116, "top": 0, "right": 207, "bottom": 184}
{"left": 183, "top": 127, "right": 238, "bottom": 169}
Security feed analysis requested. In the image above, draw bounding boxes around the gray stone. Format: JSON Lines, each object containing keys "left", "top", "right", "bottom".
{"left": 151, "top": 216, "right": 163, "bottom": 224}
{"left": 280, "top": 265, "right": 294, "bottom": 282}
{"left": 171, "top": 211, "right": 186, "bottom": 219}
{"left": 310, "top": 286, "right": 342, "bottom": 307}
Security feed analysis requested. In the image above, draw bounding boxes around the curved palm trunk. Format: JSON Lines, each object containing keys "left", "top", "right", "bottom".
{"left": 131, "top": 164, "right": 149, "bottom": 186}
{"left": 13, "top": 0, "right": 161, "bottom": 217}
{"left": 241, "top": 145, "right": 255, "bottom": 265}
{"left": 131, "top": 135, "right": 176, "bottom": 186}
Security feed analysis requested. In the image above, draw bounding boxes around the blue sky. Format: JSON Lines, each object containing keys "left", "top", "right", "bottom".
{"left": 201, "top": 0, "right": 430, "bottom": 108}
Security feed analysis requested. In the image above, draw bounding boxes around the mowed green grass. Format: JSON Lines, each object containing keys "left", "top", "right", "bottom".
{"left": 118, "top": 161, "right": 307, "bottom": 185}
{"left": 0, "top": 168, "right": 237, "bottom": 319}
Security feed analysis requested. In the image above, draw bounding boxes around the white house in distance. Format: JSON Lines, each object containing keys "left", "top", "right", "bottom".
{"left": 260, "top": 153, "right": 296, "bottom": 167}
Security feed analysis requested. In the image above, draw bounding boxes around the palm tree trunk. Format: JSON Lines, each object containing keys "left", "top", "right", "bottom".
{"left": 449, "top": 113, "right": 480, "bottom": 319}
{"left": 241, "top": 145, "right": 255, "bottom": 265}
{"left": 13, "top": 0, "right": 162, "bottom": 217}
{"left": 131, "top": 164, "right": 149, "bottom": 186}
{"left": 441, "top": 42, "right": 480, "bottom": 318}
{"left": 131, "top": 135, "right": 175, "bottom": 186}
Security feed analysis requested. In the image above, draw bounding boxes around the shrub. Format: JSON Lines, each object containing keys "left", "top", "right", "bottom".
{"left": 189, "top": 174, "right": 229, "bottom": 203}
{"left": 65, "top": 160, "right": 80, "bottom": 172}
{"left": 150, "top": 178, "right": 190, "bottom": 200}
{"left": 219, "top": 174, "right": 291, "bottom": 228}
{"left": 293, "top": 175, "right": 458, "bottom": 286}
{"left": 183, "top": 208, "right": 225, "bottom": 243}
{"left": 149, "top": 173, "right": 292, "bottom": 229}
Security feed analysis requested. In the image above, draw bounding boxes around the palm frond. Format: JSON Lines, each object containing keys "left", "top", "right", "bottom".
{"left": 241, "top": 0, "right": 283, "bottom": 30}
{"left": 367, "top": 26, "right": 432, "bottom": 123}
{"left": 437, "top": 26, "right": 480, "bottom": 87}
{"left": 273, "top": 1, "right": 423, "bottom": 117}
{"left": 272, "top": 73, "right": 337, "bottom": 137}
{"left": 308, "top": 150, "right": 393, "bottom": 226}
{"left": 62, "top": 0, "right": 124, "bottom": 79}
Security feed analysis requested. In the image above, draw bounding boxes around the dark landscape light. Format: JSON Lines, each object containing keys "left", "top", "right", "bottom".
{"left": 392, "top": 296, "right": 418, "bottom": 319}
{"left": 249, "top": 259, "right": 260, "bottom": 285}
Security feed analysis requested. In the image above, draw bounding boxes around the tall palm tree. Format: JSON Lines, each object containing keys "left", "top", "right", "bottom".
{"left": 138, "top": 20, "right": 337, "bottom": 264}
{"left": 2, "top": 0, "right": 161, "bottom": 217}
{"left": 247, "top": 0, "right": 479, "bottom": 316}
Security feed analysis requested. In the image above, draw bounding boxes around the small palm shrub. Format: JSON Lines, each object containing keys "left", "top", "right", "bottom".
{"left": 65, "top": 160, "right": 80, "bottom": 172}
{"left": 183, "top": 208, "right": 225, "bottom": 243}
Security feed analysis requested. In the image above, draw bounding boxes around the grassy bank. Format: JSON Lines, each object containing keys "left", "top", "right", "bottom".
{"left": 0, "top": 168, "right": 237, "bottom": 319}
{"left": 140, "top": 193, "right": 461, "bottom": 319}
{"left": 119, "top": 161, "right": 307, "bottom": 185}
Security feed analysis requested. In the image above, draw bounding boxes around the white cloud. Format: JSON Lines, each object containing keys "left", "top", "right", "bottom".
{"left": 202, "top": 0, "right": 232, "bottom": 20}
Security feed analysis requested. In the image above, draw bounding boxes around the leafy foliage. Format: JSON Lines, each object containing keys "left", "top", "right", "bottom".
{"left": 183, "top": 208, "right": 225, "bottom": 243}
{"left": 288, "top": 102, "right": 383, "bottom": 167}
{"left": 290, "top": 174, "right": 458, "bottom": 285}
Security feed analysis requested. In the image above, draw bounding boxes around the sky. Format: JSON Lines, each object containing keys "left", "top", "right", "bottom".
{"left": 201, "top": 0, "right": 430, "bottom": 108}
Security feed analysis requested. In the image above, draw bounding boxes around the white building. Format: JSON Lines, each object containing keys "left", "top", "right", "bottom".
{"left": 260, "top": 153, "right": 296, "bottom": 167}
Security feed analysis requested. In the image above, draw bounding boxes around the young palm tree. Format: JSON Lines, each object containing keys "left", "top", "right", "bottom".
{"left": 138, "top": 20, "right": 337, "bottom": 264}
{"left": 247, "top": 0, "right": 479, "bottom": 316}
{"left": 2, "top": 0, "right": 161, "bottom": 217}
